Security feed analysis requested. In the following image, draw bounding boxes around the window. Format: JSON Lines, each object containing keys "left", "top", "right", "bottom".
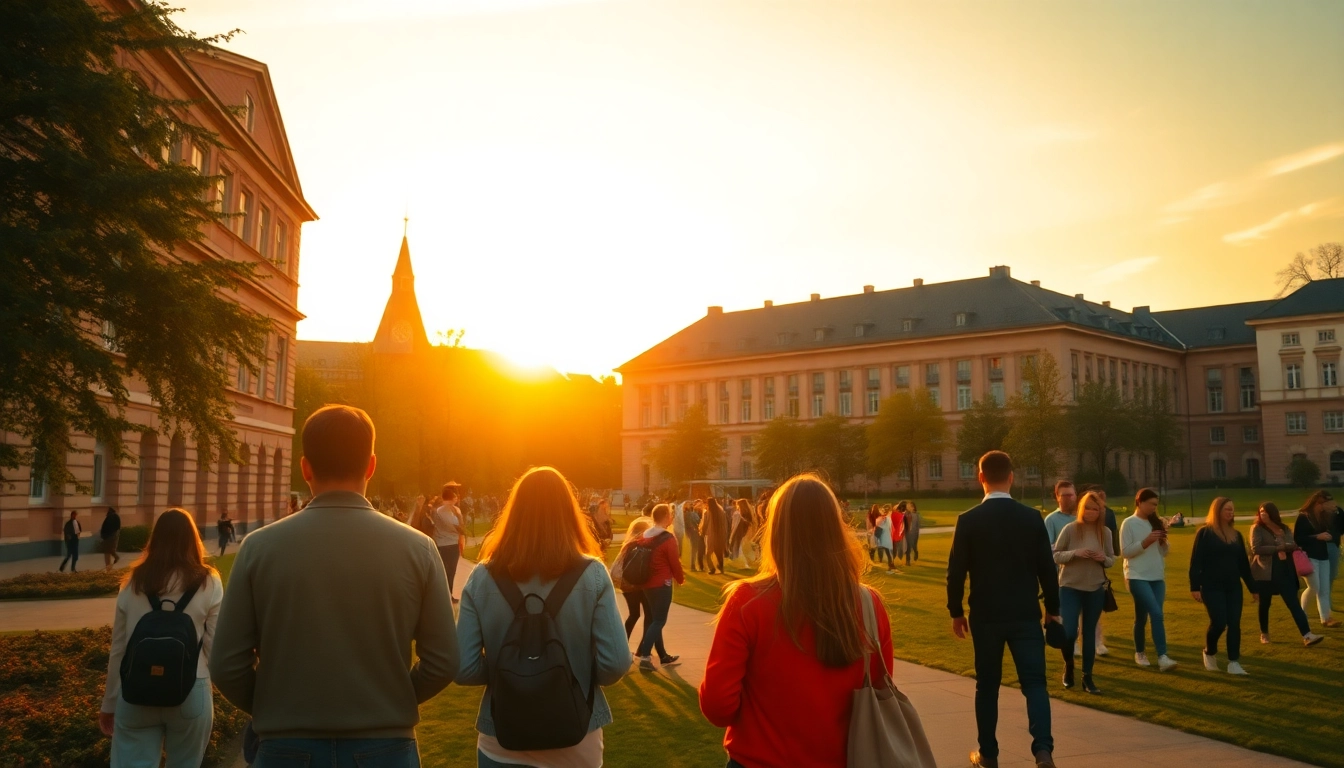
{"left": 244, "top": 93, "right": 256, "bottom": 132}
{"left": 698, "top": 382, "right": 708, "bottom": 403}
{"left": 777, "top": 333, "right": 791, "bottom": 346}
{"left": 257, "top": 335, "right": 270, "bottom": 398}
{"left": 1210, "top": 426, "right": 1226, "bottom": 444}
{"left": 1071, "top": 353, "right": 1079, "bottom": 398}
{"left": 1286, "top": 364, "right": 1303, "bottom": 390}
{"left": 764, "top": 378, "right": 775, "bottom": 396}
{"left": 273, "top": 336, "right": 288, "bottom": 404}
{"left": 1206, "top": 368, "right": 1223, "bottom": 413}
{"left": 763, "top": 397, "right": 775, "bottom": 420}
{"left": 811, "top": 394, "right": 824, "bottom": 418}
{"left": 740, "top": 400, "right": 752, "bottom": 422}
{"left": 190, "top": 145, "right": 206, "bottom": 174}
{"left": 91, "top": 441, "right": 107, "bottom": 503}
{"left": 236, "top": 190, "right": 253, "bottom": 239}
{"left": 1243, "top": 425, "right": 1259, "bottom": 443}
{"left": 839, "top": 370, "right": 852, "bottom": 391}
{"left": 101, "top": 320, "right": 119, "bottom": 352}
{"left": 719, "top": 380, "right": 730, "bottom": 401}
{"left": 788, "top": 375, "right": 799, "bottom": 417}
{"left": 990, "top": 382, "right": 1005, "bottom": 406}
{"left": 895, "top": 365, "right": 911, "bottom": 388}
{"left": 988, "top": 357, "right": 1003, "bottom": 376}
{"left": 1207, "top": 388, "right": 1223, "bottom": 413}
{"left": 1121, "top": 361, "right": 1130, "bottom": 398}
{"left": 1109, "top": 359, "right": 1117, "bottom": 387}
{"left": 719, "top": 462, "right": 729, "bottom": 480}
{"left": 924, "top": 363, "right": 939, "bottom": 385}
{"left": 235, "top": 357, "right": 249, "bottom": 391}
{"left": 812, "top": 372, "right": 825, "bottom": 394}
{"left": 1283, "top": 332, "right": 1300, "bottom": 347}
{"left": 719, "top": 402, "right": 730, "bottom": 424}
{"left": 867, "top": 390, "right": 880, "bottom": 415}
{"left": 955, "top": 313, "right": 968, "bottom": 327}
{"left": 1330, "top": 451, "right": 1344, "bottom": 473}
{"left": 854, "top": 324, "right": 866, "bottom": 337}
{"left": 1287, "top": 411, "right": 1307, "bottom": 434}
{"left": 640, "top": 406, "right": 651, "bottom": 428}
{"left": 866, "top": 367, "right": 880, "bottom": 390}
{"left": 787, "top": 375, "right": 799, "bottom": 396}
{"left": 741, "top": 460, "right": 753, "bottom": 478}
{"left": 28, "top": 455, "right": 47, "bottom": 503}
{"left": 1239, "top": 367, "right": 1256, "bottom": 409}
{"left": 1212, "top": 458, "right": 1227, "bottom": 479}
{"left": 957, "top": 385, "right": 973, "bottom": 411}
{"left": 1326, "top": 411, "right": 1344, "bottom": 432}
{"left": 787, "top": 396, "right": 799, "bottom": 418}
{"left": 1323, "top": 361, "right": 1338, "bottom": 387}
{"left": 257, "top": 205, "right": 272, "bottom": 254}
{"left": 660, "top": 402, "right": 670, "bottom": 426}
{"left": 1319, "top": 329, "right": 1337, "bottom": 344}
{"left": 927, "top": 387, "right": 942, "bottom": 409}
{"left": 741, "top": 379, "right": 752, "bottom": 399}
{"left": 896, "top": 465, "right": 911, "bottom": 481}
{"left": 741, "top": 436, "right": 753, "bottom": 453}
{"left": 956, "top": 359, "right": 971, "bottom": 383}
{"left": 928, "top": 456, "right": 943, "bottom": 480}
{"left": 902, "top": 319, "right": 914, "bottom": 332}
{"left": 215, "top": 168, "right": 232, "bottom": 211}
{"left": 839, "top": 391, "right": 852, "bottom": 417}
{"left": 959, "top": 461, "right": 976, "bottom": 479}
{"left": 814, "top": 328, "right": 827, "bottom": 342}
{"left": 1207, "top": 327, "right": 1226, "bottom": 341}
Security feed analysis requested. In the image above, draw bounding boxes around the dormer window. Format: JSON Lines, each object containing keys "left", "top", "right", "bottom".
{"left": 902, "top": 319, "right": 916, "bottom": 332}
{"left": 244, "top": 93, "right": 256, "bottom": 132}
{"left": 813, "top": 327, "right": 831, "bottom": 342}
{"left": 777, "top": 333, "right": 791, "bottom": 346}
{"left": 955, "top": 312, "right": 968, "bottom": 327}
{"left": 1207, "top": 327, "right": 1226, "bottom": 341}
{"left": 854, "top": 324, "right": 866, "bottom": 337}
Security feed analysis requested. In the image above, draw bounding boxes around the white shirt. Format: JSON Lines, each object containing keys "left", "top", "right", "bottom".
{"left": 103, "top": 572, "right": 223, "bottom": 712}
{"left": 672, "top": 503, "right": 686, "bottom": 535}
{"left": 431, "top": 504, "right": 461, "bottom": 547}
{"left": 477, "top": 728, "right": 603, "bottom": 768}
{"left": 1120, "top": 514, "right": 1169, "bottom": 582}
{"left": 983, "top": 491, "right": 1014, "bottom": 501}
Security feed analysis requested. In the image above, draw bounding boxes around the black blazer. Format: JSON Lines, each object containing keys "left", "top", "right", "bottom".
{"left": 947, "top": 496, "right": 1060, "bottom": 623}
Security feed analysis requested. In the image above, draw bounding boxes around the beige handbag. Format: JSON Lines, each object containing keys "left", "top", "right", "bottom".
{"left": 848, "top": 587, "right": 938, "bottom": 768}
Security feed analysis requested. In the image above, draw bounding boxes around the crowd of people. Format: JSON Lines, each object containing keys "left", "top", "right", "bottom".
{"left": 91, "top": 403, "right": 1342, "bottom": 768}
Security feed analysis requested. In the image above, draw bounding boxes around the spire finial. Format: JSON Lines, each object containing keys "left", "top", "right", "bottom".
{"left": 403, "top": 213, "right": 408, "bottom": 237}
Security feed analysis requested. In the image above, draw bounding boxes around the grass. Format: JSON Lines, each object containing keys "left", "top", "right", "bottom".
{"left": 0, "top": 553, "right": 237, "bottom": 602}
{"left": 847, "top": 486, "right": 1319, "bottom": 520}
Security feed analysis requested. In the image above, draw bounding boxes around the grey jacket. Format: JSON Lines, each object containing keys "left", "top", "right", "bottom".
{"left": 1249, "top": 524, "right": 1298, "bottom": 582}
{"left": 455, "top": 557, "right": 631, "bottom": 737}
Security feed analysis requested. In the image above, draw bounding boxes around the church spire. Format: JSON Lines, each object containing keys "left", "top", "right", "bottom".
{"left": 372, "top": 228, "right": 430, "bottom": 355}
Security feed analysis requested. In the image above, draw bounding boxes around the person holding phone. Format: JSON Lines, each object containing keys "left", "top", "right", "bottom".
{"left": 1053, "top": 491, "right": 1115, "bottom": 694}
{"left": 1120, "top": 488, "right": 1177, "bottom": 671}
{"left": 1295, "top": 490, "right": 1338, "bottom": 628}
{"left": 1251, "top": 502, "right": 1324, "bottom": 646}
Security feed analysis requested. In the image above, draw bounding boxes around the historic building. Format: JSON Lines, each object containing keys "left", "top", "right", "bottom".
{"left": 1, "top": 5, "right": 316, "bottom": 561}
{"left": 616, "top": 267, "right": 1344, "bottom": 497}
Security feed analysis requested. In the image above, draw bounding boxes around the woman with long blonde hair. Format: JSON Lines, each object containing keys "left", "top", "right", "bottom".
{"left": 611, "top": 516, "right": 654, "bottom": 638}
{"left": 1294, "top": 490, "right": 1338, "bottom": 628}
{"left": 99, "top": 508, "right": 223, "bottom": 767}
{"left": 1189, "top": 496, "right": 1257, "bottom": 675}
{"left": 699, "top": 474, "right": 893, "bottom": 768}
{"left": 455, "top": 467, "right": 631, "bottom": 768}
{"left": 1052, "top": 491, "right": 1115, "bottom": 694}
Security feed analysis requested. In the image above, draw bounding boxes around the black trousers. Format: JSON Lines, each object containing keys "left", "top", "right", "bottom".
{"left": 1202, "top": 587, "right": 1243, "bottom": 661}
{"left": 59, "top": 538, "right": 79, "bottom": 571}
{"left": 437, "top": 545, "right": 460, "bottom": 596}
{"left": 969, "top": 618, "right": 1053, "bottom": 759}
{"left": 1257, "top": 579, "right": 1311, "bottom": 636}
{"left": 622, "top": 589, "right": 644, "bottom": 638}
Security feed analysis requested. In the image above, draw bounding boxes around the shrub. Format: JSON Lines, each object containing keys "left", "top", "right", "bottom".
{"left": 0, "top": 570, "right": 122, "bottom": 600}
{"left": 0, "top": 628, "right": 245, "bottom": 767}
{"left": 117, "top": 525, "right": 149, "bottom": 552}
{"left": 1288, "top": 456, "right": 1321, "bottom": 487}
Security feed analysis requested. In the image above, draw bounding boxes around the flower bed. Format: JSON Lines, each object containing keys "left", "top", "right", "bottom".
{"left": 0, "top": 628, "right": 246, "bottom": 767}
{"left": 0, "top": 570, "right": 123, "bottom": 600}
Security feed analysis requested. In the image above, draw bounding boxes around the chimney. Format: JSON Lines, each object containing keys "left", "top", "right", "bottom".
{"left": 989, "top": 265, "right": 1011, "bottom": 279}
{"left": 1030, "top": 280, "right": 1040, "bottom": 287}
{"left": 1074, "top": 293, "right": 1085, "bottom": 301}
{"left": 1102, "top": 300, "right": 1111, "bottom": 308}
{"left": 1133, "top": 305, "right": 1151, "bottom": 317}
{"left": 810, "top": 293, "right": 821, "bottom": 302}
{"left": 764, "top": 300, "right": 773, "bottom": 308}
{"left": 913, "top": 279, "right": 924, "bottom": 287}
{"left": 863, "top": 285, "right": 875, "bottom": 294}
{"left": 708, "top": 306, "right": 723, "bottom": 316}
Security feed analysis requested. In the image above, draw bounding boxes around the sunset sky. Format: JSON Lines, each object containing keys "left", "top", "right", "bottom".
{"left": 176, "top": 0, "right": 1344, "bottom": 376}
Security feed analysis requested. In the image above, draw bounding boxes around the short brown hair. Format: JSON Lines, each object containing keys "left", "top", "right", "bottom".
{"left": 979, "top": 451, "right": 1013, "bottom": 484}
{"left": 1053, "top": 480, "right": 1075, "bottom": 496}
{"left": 302, "top": 405, "right": 375, "bottom": 482}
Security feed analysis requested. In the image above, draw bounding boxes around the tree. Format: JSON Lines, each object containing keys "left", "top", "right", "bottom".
{"left": 956, "top": 397, "right": 1011, "bottom": 467}
{"left": 1003, "top": 352, "right": 1069, "bottom": 496}
{"left": 1276, "top": 242, "right": 1344, "bottom": 297}
{"left": 1129, "top": 383, "right": 1185, "bottom": 492}
{"left": 805, "top": 414, "right": 868, "bottom": 493}
{"left": 867, "top": 390, "right": 948, "bottom": 491}
{"left": 648, "top": 404, "right": 722, "bottom": 491}
{"left": 1068, "top": 379, "right": 1133, "bottom": 475}
{"left": 1, "top": 0, "right": 265, "bottom": 489}
{"left": 1288, "top": 455, "right": 1321, "bottom": 487}
{"left": 752, "top": 416, "right": 809, "bottom": 482}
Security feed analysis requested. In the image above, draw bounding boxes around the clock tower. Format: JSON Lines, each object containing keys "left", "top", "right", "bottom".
{"left": 371, "top": 231, "right": 430, "bottom": 355}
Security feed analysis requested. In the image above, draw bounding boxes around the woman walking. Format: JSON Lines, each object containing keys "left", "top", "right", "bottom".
{"left": 612, "top": 516, "right": 654, "bottom": 638}
{"left": 1120, "top": 489, "right": 1177, "bottom": 670}
{"left": 729, "top": 499, "right": 758, "bottom": 568}
{"left": 898, "top": 500, "right": 920, "bottom": 565}
{"left": 1251, "top": 502, "right": 1324, "bottom": 646}
{"left": 1295, "top": 490, "right": 1339, "bottom": 628}
{"left": 455, "top": 466, "right": 630, "bottom": 768}
{"left": 865, "top": 504, "right": 881, "bottom": 562}
{"left": 1053, "top": 491, "right": 1114, "bottom": 694}
{"left": 99, "top": 508, "right": 223, "bottom": 767}
{"left": 1189, "top": 497, "right": 1257, "bottom": 675}
{"left": 699, "top": 473, "right": 894, "bottom": 768}
{"left": 873, "top": 507, "right": 896, "bottom": 571}
{"left": 701, "top": 497, "right": 728, "bottom": 575}
{"left": 631, "top": 504, "right": 685, "bottom": 672}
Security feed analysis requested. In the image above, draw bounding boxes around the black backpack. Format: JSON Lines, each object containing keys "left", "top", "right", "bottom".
{"left": 119, "top": 585, "right": 202, "bottom": 707}
{"left": 487, "top": 559, "right": 595, "bottom": 751}
{"left": 619, "top": 531, "right": 670, "bottom": 586}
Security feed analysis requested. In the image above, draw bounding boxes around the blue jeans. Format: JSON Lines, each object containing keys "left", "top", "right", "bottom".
{"left": 1059, "top": 586, "right": 1104, "bottom": 675}
{"left": 968, "top": 618, "right": 1053, "bottom": 759}
{"left": 255, "top": 738, "right": 419, "bottom": 768}
{"left": 1127, "top": 579, "right": 1167, "bottom": 656}
{"left": 111, "top": 677, "right": 212, "bottom": 768}
{"left": 636, "top": 585, "right": 673, "bottom": 658}
{"left": 1328, "top": 542, "right": 1340, "bottom": 582}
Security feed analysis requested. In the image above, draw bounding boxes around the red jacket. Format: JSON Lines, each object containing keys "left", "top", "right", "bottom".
{"left": 699, "top": 582, "right": 894, "bottom": 768}
{"left": 635, "top": 530, "right": 684, "bottom": 590}
{"left": 891, "top": 511, "right": 906, "bottom": 542}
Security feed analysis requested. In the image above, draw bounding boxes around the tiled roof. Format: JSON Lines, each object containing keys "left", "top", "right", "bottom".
{"left": 1250, "top": 278, "right": 1344, "bottom": 321}
{"left": 1151, "top": 301, "right": 1275, "bottom": 349}
{"left": 618, "top": 267, "right": 1183, "bottom": 371}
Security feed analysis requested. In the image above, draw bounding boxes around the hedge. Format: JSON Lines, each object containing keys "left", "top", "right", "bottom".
{"left": 116, "top": 525, "right": 149, "bottom": 553}
{"left": 0, "top": 628, "right": 246, "bottom": 767}
{"left": 0, "top": 571, "right": 122, "bottom": 601}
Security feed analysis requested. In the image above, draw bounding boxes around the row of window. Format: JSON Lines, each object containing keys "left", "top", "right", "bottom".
{"left": 1206, "top": 366, "right": 1257, "bottom": 412}
{"left": 1284, "top": 361, "right": 1338, "bottom": 390}
{"left": 1281, "top": 329, "right": 1336, "bottom": 347}
{"left": 1286, "top": 410, "right": 1344, "bottom": 435}
{"left": 1208, "top": 425, "right": 1259, "bottom": 445}
{"left": 231, "top": 335, "right": 290, "bottom": 404}
{"left": 1071, "top": 352, "right": 1173, "bottom": 401}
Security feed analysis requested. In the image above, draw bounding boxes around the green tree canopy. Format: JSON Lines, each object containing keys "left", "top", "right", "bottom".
{"left": 1003, "top": 352, "right": 1068, "bottom": 493}
{"left": 648, "top": 404, "right": 722, "bottom": 491}
{"left": 956, "top": 396, "right": 1011, "bottom": 466}
{"left": 752, "top": 416, "right": 809, "bottom": 482}
{"left": 1, "top": 0, "right": 265, "bottom": 489}
{"left": 867, "top": 389, "right": 947, "bottom": 491}
{"left": 1129, "top": 383, "right": 1185, "bottom": 491}
{"left": 805, "top": 413, "right": 868, "bottom": 493}
{"left": 1069, "top": 379, "right": 1134, "bottom": 474}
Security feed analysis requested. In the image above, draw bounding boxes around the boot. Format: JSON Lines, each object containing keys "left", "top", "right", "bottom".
{"left": 1062, "top": 660, "right": 1075, "bottom": 689}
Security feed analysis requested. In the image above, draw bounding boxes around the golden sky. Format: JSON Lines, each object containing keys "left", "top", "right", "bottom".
{"left": 177, "top": 0, "right": 1344, "bottom": 376}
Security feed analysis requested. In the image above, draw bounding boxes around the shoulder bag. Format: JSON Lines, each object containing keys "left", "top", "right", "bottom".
{"left": 847, "top": 587, "right": 937, "bottom": 768}
{"left": 1293, "top": 549, "right": 1315, "bottom": 577}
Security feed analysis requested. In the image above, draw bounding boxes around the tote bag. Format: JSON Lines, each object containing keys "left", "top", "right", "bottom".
{"left": 848, "top": 588, "right": 938, "bottom": 768}
{"left": 1293, "top": 549, "right": 1315, "bottom": 577}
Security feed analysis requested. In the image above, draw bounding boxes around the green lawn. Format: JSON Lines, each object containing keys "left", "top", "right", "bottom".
{"left": 846, "top": 486, "right": 1320, "bottom": 520}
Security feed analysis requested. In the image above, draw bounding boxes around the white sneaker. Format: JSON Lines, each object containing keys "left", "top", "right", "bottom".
{"left": 1226, "top": 661, "right": 1248, "bottom": 676}
{"left": 1157, "top": 655, "right": 1178, "bottom": 671}
{"left": 1095, "top": 643, "right": 1110, "bottom": 656}
{"left": 1304, "top": 633, "right": 1325, "bottom": 647}
{"left": 1202, "top": 652, "right": 1219, "bottom": 671}
{"left": 1134, "top": 652, "right": 1151, "bottom": 667}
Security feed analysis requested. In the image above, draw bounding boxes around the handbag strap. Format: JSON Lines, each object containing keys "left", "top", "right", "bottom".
{"left": 856, "top": 585, "right": 890, "bottom": 685}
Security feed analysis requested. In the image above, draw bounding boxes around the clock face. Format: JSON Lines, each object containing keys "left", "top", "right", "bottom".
{"left": 392, "top": 322, "right": 411, "bottom": 344}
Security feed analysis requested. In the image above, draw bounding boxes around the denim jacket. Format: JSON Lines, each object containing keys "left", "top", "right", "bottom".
{"left": 455, "top": 557, "right": 632, "bottom": 737}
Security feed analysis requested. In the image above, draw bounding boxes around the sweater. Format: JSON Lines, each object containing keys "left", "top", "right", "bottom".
{"left": 1188, "top": 526, "right": 1255, "bottom": 594}
{"left": 947, "top": 495, "right": 1060, "bottom": 621}
{"left": 1044, "top": 509, "right": 1072, "bottom": 546}
{"left": 1119, "top": 515, "right": 1168, "bottom": 582}
{"left": 1294, "top": 513, "right": 1331, "bottom": 561}
{"left": 1053, "top": 522, "right": 1116, "bottom": 591}
{"left": 635, "top": 528, "right": 685, "bottom": 589}
{"left": 699, "top": 582, "right": 893, "bottom": 768}
{"left": 209, "top": 491, "right": 459, "bottom": 739}
{"left": 1249, "top": 524, "right": 1298, "bottom": 583}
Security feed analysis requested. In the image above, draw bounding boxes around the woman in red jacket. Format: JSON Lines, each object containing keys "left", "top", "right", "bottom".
{"left": 634, "top": 503, "right": 686, "bottom": 672}
{"left": 699, "top": 474, "right": 894, "bottom": 768}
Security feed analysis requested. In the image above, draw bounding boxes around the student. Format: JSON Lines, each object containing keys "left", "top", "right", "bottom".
{"left": 701, "top": 497, "right": 728, "bottom": 575}
{"left": 1079, "top": 485, "right": 1119, "bottom": 657}
{"left": 612, "top": 516, "right": 654, "bottom": 638}
{"left": 594, "top": 498, "right": 613, "bottom": 548}
{"left": 873, "top": 507, "right": 896, "bottom": 571}
{"left": 211, "top": 405, "right": 458, "bottom": 766}
{"left": 671, "top": 499, "right": 687, "bottom": 556}
{"left": 686, "top": 500, "right": 706, "bottom": 572}
{"left": 1189, "top": 497, "right": 1257, "bottom": 675}
{"left": 1251, "top": 502, "right": 1324, "bottom": 646}
{"left": 1295, "top": 490, "right": 1339, "bottom": 628}
{"left": 433, "top": 482, "right": 467, "bottom": 602}
{"left": 1120, "top": 488, "right": 1176, "bottom": 670}
{"left": 632, "top": 503, "right": 686, "bottom": 671}
{"left": 216, "top": 513, "right": 234, "bottom": 558}
{"left": 100, "top": 508, "right": 223, "bottom": 767}
{"left": 1053, "top": 491, "right": 1115, "bottom": 694}
{"left": 101, "top": 507, "right": 122, "bottom": 570}
{"left": 890, "top": 502, "right": 907, "bottom": 561}
{"left": 58, "top": 510, "right": 81, "bottom": 572}
{"left": 699, "top": 473, "right": 894, "bottom": 768}
{"left": 898, "top": 500, "right": 921, "bottom": 565}
{"left": 865, "top": 504, "right": 882, "bottom": 562}
{"left": 456, "top": 466, "right": 630, "bottom": 768}
{"left": 1043, "top": 481, "right": 1077, "bottom": 547}
{"left": 729, "top": 498, "right": 758, "bottom": 568}
{"left": 948, "top": 451, "right": 1060, "bottom": 768}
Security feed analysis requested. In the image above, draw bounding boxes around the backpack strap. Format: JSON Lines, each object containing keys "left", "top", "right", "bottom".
{"left": 146, "top": 582, "right": 201, "bottom": 613}
{"left": 487, "top": 561, "right": 528, "bottom": 616}
{"left": 542, "top": 559, "right": 592, "bottom": 619}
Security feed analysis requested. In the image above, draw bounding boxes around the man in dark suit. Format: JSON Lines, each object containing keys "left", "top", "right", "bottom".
{"left": 948, "top": 451, "right": 1061, "bottom": 768}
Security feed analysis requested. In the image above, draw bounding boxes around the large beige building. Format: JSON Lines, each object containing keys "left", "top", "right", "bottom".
{"left": 616, "top": 267, "right": 1344, "bottom": 497}
{"left": 0, "top": 3, "right": 315, "bottom": 561}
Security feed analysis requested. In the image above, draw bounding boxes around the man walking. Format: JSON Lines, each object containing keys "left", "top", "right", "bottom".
{"left": 432, "top": 482, "right": 466, "bottom": 602}
{"left": 211, "top": 405, "right": 458, "bottom": 766}
{"left": 100, "top": 507, "right": 121, "bottom": 569}
{"left": 686, "top": 500, "right": 705, "bottom": 572}
{"left": 948, "top": 451, "right": 1061, "bottom": 768}
{"left": 1044, "top": 481, "right": 1076, "bottom": 547}
{"left": 58, "top": 510, "right": 81, "bottom": 572}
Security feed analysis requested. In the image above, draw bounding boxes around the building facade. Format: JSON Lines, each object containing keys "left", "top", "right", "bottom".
{"left": 617, "top": 267, "right": 1344, "bottom": 496}
{"left": 1, "top": 3, "right": 316, "bottom": 561}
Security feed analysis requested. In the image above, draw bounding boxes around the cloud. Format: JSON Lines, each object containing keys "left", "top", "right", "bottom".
{"left": 1092, "top": 255, "right": 1160, "bottom": 285}
{"left": 1268, "top": 143, "right": 1344, "bottom": 176}
{"left": 1159, "top": 140, "right": 1344, "bottom": 223}
{"left": 1222, "top": 198, "right": 1344, "bottom": 246}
